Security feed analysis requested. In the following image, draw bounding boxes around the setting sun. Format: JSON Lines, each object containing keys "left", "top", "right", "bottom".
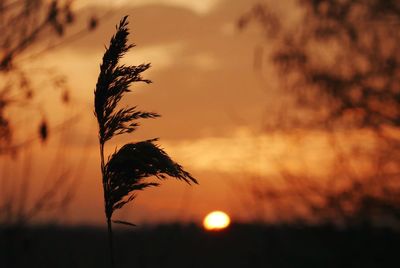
{"left": 203, "top": 211, "right": 231, "bottom": 231}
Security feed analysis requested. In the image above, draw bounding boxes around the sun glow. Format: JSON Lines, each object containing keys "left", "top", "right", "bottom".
{"left": 203, "top": 211, "right": 231, "bottom": 231}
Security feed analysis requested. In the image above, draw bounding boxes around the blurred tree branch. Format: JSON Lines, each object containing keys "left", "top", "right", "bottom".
{"left": 0, "top": 0, "right": 98, "bottom": 153}
{"left": 240, "top": 0, "right": 400, "bottom": 227}
{"left": 0, "top": 0, "right": 99, "bottom": 227}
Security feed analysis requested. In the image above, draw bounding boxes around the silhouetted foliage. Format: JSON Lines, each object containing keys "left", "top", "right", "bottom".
{"left": 94, "top": 16, "right": 197, "bottom": 267}
{"left": 105, "top": 140, "right": 196, "bottom": 218}
{"left": 38, "top": 118, "right": 48, "bottom": 143}
{"left": 240, "top": 0, "right": 400, "bottom": 227}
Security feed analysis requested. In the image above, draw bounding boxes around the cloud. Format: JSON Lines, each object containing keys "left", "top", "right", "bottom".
{"left": 124, "top": 42, "right": 184, "bottom": 71}
{"left": 79, "top": 0, "right": 222, "bottom": 15}
{"left": 163, "top": 128, "right": 335, "bottom": 177}
{"left": 39, "top": 2, "right": 275, "bottom": 142}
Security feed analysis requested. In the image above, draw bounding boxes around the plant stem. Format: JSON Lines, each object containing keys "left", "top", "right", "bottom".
{"left": 107, "top": 216, "right": 115, "bottom": 268}
{"left": 100, "top": 142, "right": 115, "bottom": 268}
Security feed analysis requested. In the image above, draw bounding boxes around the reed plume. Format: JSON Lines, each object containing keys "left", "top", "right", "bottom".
{"left": 94, "top": 16, "right": 197, "bottom": 268}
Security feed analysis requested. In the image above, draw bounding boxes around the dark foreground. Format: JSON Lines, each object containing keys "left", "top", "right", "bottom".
{"left": 1, "top": 223, "right": 399, "bottom": 268}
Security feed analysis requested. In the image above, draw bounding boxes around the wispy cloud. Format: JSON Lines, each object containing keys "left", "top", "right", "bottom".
{"left": 163, "top": 128, "right": 336, "bottom": 177}
{"left": 78, "top": 0, "right": 222, "bottom": 14}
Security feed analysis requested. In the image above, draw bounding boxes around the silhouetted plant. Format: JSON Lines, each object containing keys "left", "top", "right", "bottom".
{"left": 94, "top": 16, "right": 197, "bottom": 267}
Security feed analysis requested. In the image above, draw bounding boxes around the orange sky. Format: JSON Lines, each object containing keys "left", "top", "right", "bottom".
{"left": 1, "top": 0, "right": 363, "bottom": 226}
{"left": 9, "top": 0, "right": 270, "bottom": 225}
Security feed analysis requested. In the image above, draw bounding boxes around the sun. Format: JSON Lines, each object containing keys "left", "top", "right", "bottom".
{"left": 203, "top": 211, "right": 231, "bottom": 231}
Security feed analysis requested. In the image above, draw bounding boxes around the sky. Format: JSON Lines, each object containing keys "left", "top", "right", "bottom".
{"left": 1, "top": 0, "right": 345, "bottom": 226}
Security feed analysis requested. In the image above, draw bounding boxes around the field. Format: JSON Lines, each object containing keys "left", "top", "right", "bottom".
{"left": 2, "top": 223, "right": 399, "bottom": 267}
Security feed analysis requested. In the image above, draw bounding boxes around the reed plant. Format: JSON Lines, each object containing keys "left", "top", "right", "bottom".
{"left": 94, "top": 16, "right": 197, "bottom": 267}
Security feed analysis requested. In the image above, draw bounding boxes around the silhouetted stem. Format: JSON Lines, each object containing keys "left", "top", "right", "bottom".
{"left": 100, "top": 142, "right": 115, "bottom": 268}
{"left": 107, "top": 217, "right": 115, "bottom": 268}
